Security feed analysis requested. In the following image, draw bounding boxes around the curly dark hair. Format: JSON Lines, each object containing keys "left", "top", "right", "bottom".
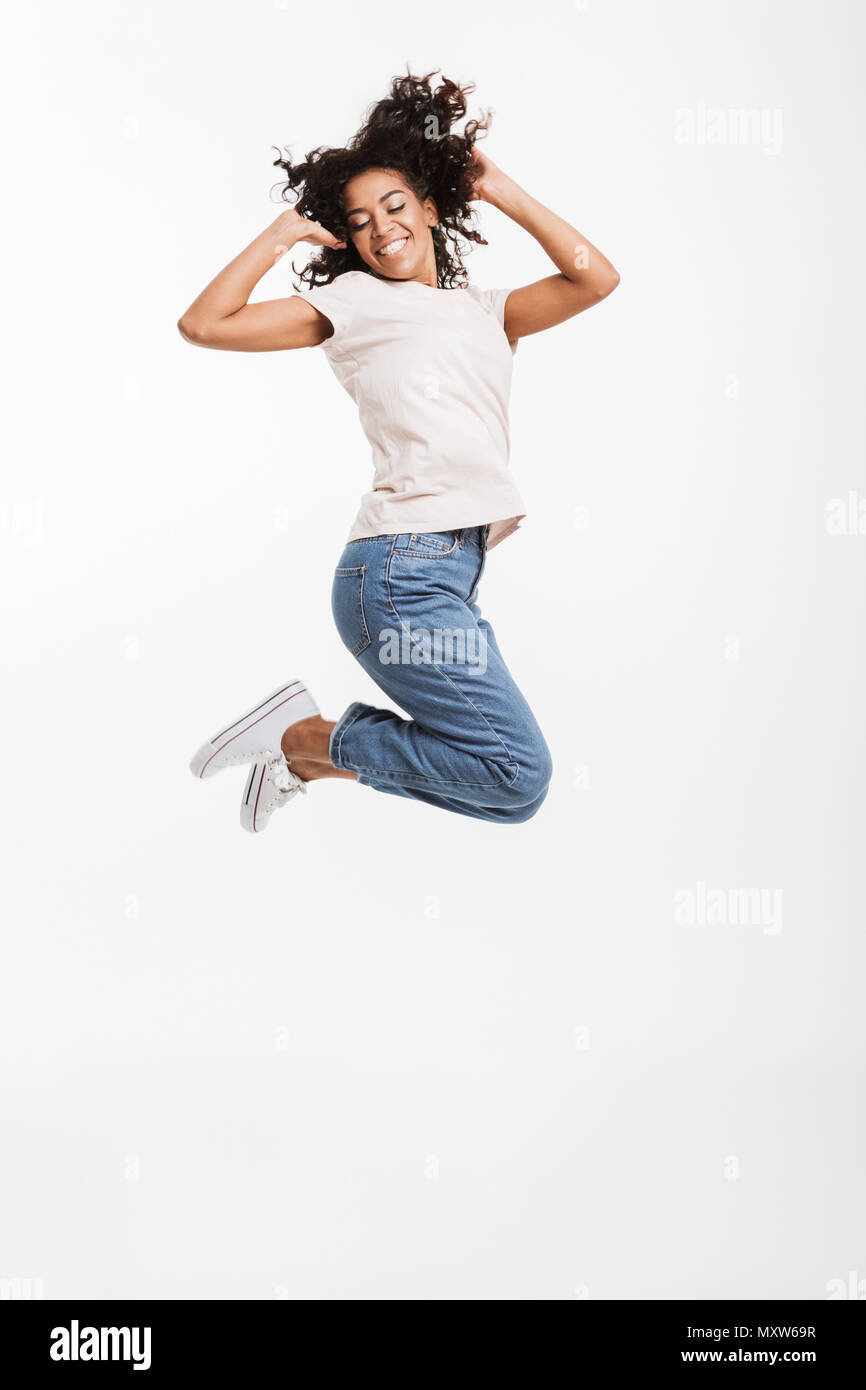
{"left": 271, "top": 69, "right": 491, "bottom": 290}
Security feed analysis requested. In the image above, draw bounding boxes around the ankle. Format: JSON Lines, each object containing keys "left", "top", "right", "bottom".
{"left": 281, "top": 715, "right": 334, "bottom": 763}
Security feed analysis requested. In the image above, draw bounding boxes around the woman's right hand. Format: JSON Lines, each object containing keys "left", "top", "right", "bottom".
{"left": 177, "top": 207, "right": 346, "bottom": 352}
{"left": 270, "top": 206, "right": 346, "bottom": 254}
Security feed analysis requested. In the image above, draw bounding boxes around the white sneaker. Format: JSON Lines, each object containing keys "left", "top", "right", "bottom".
{"left": 240, "top": 753, "right": 308, "bottom": 834}
{"left": 189, "top": 679, "right": 319, "bottom": 780}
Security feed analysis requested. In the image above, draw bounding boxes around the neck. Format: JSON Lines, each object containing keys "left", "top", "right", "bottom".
{"left": 371, "top": 249, "right": 439, "bottom": 288}
{"left": 417, "top": 249, "right": 438, "bottom": 287}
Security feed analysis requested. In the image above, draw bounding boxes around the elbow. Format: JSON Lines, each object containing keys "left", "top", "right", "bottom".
{"left": 599, "top": 268, "right": 620, "bottom": 299}
{"left": 177, "top": 315, "right": 208, "bottom": 345}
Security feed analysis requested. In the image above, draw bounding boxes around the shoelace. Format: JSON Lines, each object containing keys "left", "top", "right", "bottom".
{"left": 266, "top": 753, "right": 308, "bottom": 799}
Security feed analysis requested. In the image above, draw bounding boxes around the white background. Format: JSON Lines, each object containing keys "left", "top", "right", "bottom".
{"left": 2, "top": 0, "right": 864, "bottom": 1299}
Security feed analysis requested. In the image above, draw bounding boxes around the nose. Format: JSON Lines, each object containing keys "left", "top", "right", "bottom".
{"left": 372, "top": 211, "right": 396, "bottom": 242}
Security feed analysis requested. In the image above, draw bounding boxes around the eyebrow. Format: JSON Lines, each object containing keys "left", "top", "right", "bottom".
{"left": 344, "top": 189, "right": 406, "bottom": 218}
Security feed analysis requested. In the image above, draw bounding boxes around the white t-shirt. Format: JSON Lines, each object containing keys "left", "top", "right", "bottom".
{"left": 292, "top": 270, "right": 526, "bottom": 549}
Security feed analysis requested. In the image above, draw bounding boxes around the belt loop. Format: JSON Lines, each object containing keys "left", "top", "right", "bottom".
{"left": 457, "top": 528, "right": 465, "bottom": 548}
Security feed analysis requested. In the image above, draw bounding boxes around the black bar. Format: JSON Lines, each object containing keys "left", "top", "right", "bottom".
{"left": 1, "top": 1297, "right": 862, "bottom": 1375}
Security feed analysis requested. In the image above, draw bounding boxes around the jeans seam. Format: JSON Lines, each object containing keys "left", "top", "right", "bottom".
{"left": 384, "top": 540, "right": 400, "bottom": 622}
{"left": 355, "top": 766, "right": 516, "bottom": 789}
{"left": 355, "top": 565, "right": 371, "bottom": 654}
{"left": 466, "top": 546, "right": 486, "bottom": 602}
{"left": 383, "top": 581, "right": 520, "bottom": 783}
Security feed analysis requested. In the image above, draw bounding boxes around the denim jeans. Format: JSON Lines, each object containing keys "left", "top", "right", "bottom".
{"left": 329, "top": 526, "right": 553, "bottom": 822}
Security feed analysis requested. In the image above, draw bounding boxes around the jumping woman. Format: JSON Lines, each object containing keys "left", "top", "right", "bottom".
{"left": 179, "top": 71, "right": 619, "bottom": 832}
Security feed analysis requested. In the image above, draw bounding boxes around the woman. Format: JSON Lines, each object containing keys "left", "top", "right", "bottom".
{"left": 179, "top": 72, "right": 619, "bottom": 833}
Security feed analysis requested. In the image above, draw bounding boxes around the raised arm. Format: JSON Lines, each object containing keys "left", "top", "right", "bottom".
{"left": 468, "top": 150, "right": 620, "bottom": 340}
{"left": 176, "top": 208, "right": 345, "bottom": 351}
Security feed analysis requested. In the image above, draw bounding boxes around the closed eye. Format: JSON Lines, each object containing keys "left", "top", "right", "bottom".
{"left": 348, "top": 202, "right": 406, "bottom": 232}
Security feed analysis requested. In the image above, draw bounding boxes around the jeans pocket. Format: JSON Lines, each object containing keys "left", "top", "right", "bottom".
{"left": 332, "top": 565, "right": 371, "bottom": 657}
{"left": 399, "top": 530, "right": 461, "bottom": 558}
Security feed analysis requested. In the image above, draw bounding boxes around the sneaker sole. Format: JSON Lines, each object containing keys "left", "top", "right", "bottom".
{"left": 189, "top": 680, "right": 318, "bottom": 780}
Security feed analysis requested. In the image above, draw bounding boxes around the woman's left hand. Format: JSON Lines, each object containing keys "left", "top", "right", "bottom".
{"left": 467, "top": 147, "right": 507, "bottom": 203}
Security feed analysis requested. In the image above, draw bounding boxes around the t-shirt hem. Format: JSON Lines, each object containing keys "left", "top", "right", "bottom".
{"left": 344, "top": 509, "right": 525, "bottom": 549}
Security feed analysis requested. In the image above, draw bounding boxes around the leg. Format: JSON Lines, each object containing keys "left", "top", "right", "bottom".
{"left": 280, "top": 715, "right": 357, "bottom": 780}
{"left": 327, "top": 529, "right": 553, "bottom": 822}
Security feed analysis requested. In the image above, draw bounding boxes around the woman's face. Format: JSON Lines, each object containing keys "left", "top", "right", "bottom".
{"left": 342, "top": 168, "right": 438, "bottom": 282}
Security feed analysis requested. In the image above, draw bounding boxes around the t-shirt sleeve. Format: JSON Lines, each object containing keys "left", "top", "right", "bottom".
{"left": 466, "top": 285, "right": 518, "bottom": 355}
{"left": 291, "top": 273, "right": 358, "bottom": 354}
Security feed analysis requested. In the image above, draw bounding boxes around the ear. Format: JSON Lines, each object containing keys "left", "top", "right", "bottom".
{"left": 424, "top": 196, "right": 439, "bottom": 227}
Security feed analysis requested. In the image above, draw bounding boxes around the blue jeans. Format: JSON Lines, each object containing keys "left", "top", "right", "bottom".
{"left": 329, "top": 526, "right": 553, "bottom": 823}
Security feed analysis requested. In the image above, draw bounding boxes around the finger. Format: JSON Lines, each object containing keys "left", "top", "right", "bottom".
{"left": 311, "top": 221, "right": 340, "bottom": 244}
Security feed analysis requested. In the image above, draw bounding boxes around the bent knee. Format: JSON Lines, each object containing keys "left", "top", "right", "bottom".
{"left": 501, "top": 733, "right": 553, "bottom": 819}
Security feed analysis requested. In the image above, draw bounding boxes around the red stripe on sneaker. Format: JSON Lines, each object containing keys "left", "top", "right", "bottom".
{"left": 211, "top": 681, "right": 303, "bottom": 742}
{"left": 199, "top": 688, "right": 309, "bottom": 778}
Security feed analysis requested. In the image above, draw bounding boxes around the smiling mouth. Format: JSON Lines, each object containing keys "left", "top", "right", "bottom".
{"left": 377, "top": 236, "right": 409, "bottom": 258}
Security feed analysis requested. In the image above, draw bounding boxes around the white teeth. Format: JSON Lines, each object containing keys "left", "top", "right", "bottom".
{"left": 378, "top": 237, "right": 408, "bottom": 257}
